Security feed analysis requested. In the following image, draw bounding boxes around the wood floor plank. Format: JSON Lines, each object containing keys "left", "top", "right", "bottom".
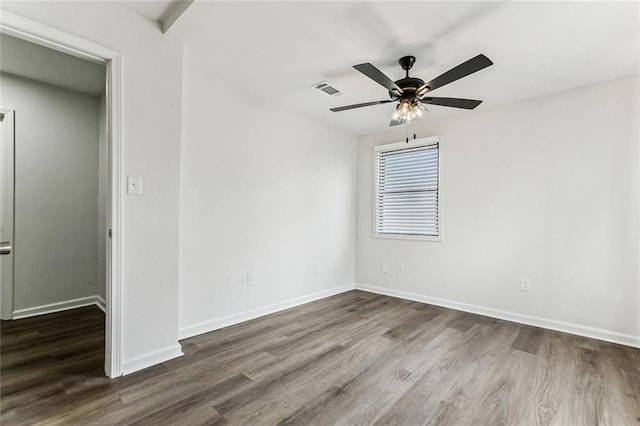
{"left": 256, "top": 334, "right": 399, "bottom": 425}
{"left": 281, "top": 317, "right": 469, "bottom": 425}
{"left": 2, "top": 291, "right": 639, "bottom": 425}
{"left": 446, "top": 311, "right": 496, "bottom": 332}
{"left": 127, "top": 374, "right": 250, "bottom": 426}
{"left": 265, "top": 311, "right": 365, "bottom": 357}
{"left": 117, "top": 350, "right": 275, "bottom": 405}
{"left": 372, "top": 328, "right": 471, "bottom": 425}
{"left": 383, "top": 308, "right": 442, "bottom": 342}
{"left": 511, "top": 324, "right": 544, "bottom": 354}
{"left": 572, "top": 347, "right": 606, "bottom": 424}
{"left": 245, "top": 337, "right": 340, "bottom": 382}
{"left": 523, "top": 330, "right": 565, "bottom": 425}
{"left": 439, "top": 321, "right": 521, "bottom": 405}
{"left": 599, "top": 350, "right": 638, "bottom": 425}
{"left": 213, "top": 344, "right": 347, "bottom": 421}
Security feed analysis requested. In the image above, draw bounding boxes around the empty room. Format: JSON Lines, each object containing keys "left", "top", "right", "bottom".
{"left": 0, "top": 1, "right": 638, "bottom": 425}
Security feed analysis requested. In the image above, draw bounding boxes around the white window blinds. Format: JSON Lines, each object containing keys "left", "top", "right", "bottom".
{"left": 375, "top": 140, "right": 440, "bottom": 237}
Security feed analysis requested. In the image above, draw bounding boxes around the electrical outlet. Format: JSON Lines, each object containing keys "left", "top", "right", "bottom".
{"left": 247, "top": 272, "right": 256, "bottom": 286}
{"left": 314, "top": 262, "right": 320, "bottom": 274}
{"left": 382, "top": 262, "right": 389, "bottom": 273}
{"left": 397, "top": 259, "right": 405, "bottom": 270}
{"left": 520, "top": 277, "right": 531, "bottom": 292}
{"left": 127, "top": 176, "right": 142, "bottom": 195}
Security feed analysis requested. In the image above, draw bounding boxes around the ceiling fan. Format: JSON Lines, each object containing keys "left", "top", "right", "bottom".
{"left": 330, "top": 54, "right": 493, "bottom": 126}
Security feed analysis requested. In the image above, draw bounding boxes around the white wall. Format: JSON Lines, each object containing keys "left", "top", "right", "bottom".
{"left": 1, "top": 2, "right": 184, "bottom": 369}
{"left": 356, "top": 76, "right": 640, "bottom": 343}
{"left": 0, "top": 72, "right": 100, "bottom": 311}
{"left": 178, "top": 48, "right": 356, "bottom": 336}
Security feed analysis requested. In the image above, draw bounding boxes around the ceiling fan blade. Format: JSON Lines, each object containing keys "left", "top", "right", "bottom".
{"left": 330, "top": 100, "right": 393, "bottom": 112}
{"left": 353, "top": 63, "right": 404, "bottom": 94}
{"left": 421, "top": 97, "right": 483, "bottom": 109}
{"left": 419, "top": 54, "right": 493, "bottom": 93}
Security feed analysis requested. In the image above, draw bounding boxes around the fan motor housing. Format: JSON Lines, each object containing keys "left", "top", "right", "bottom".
{"left": 390, "top": 77, "right": 426, "bottom": 100}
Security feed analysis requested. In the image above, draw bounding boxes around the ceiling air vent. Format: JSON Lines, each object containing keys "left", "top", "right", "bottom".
{"left": 313, "top": 81, "right": 343, "bottom": 97}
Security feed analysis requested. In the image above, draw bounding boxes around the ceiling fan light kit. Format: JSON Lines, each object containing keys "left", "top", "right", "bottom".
{"left": 391, "top": 99, "right": 427, "bottom": 124}
{"left": 331, "top": 54, "right": 494, "bottom": 126}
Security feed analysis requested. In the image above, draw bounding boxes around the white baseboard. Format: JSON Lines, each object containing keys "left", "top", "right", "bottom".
{"left": 12, "top": 295, "right": 106, "bottom": 319}
{"left": 179, "top": 284, "right": 355, "bottom": 340}
{"left": 121, "top": 344, "right": 184, "bottom": 375}
{"left": 95, "top": 295, "right": 106, "bottom": 313}
{"left": 355, "top": 283, "right": 640, "bottom": 349}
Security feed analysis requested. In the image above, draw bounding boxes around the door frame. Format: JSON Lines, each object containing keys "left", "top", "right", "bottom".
{"left": 0, "top": 11, "right": 124, "bottom": 378}
{"left": 0, "top": 109, "right": 15, "bottom": 321}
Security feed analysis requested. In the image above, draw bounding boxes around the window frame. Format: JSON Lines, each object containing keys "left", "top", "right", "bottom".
{"left": 372, "top": 135, "right": 444, "bottom": 242}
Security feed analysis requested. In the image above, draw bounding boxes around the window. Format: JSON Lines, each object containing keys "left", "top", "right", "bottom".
{"left": 374, "top": 136, "right": 441, "bottom": 240}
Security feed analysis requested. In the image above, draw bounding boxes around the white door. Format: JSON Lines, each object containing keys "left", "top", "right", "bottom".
{"left": 0, "top": 109, "right": 15, "bottom": 320}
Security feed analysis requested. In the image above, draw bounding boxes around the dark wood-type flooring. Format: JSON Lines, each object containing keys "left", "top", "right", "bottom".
{"left": 1, "top": 290, "right": 639, "bottom": 425}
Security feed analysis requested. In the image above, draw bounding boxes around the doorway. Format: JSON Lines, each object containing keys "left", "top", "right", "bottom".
{"left": 1, "top": 49, "right": 107, "bottom": 320}
{"left": 0, "top": 12, "right": 123, "bottom": 378}
{"left": 0, "top": 110, "right": 14, "bottom": 318}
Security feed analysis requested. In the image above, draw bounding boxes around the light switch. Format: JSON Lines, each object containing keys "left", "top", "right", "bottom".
{"left": 127, "top": 176, "right": 142, "bottom": 195}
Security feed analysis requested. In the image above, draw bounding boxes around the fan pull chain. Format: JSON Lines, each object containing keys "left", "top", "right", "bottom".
{"left": 405, "top": 122, "right": 418, "bottom": 143}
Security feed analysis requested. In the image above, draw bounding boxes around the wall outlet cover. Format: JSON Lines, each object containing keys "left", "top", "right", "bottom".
{"left": 127, "top": 176, "right": 142, "bottom": 195}
{"left": 247, "top": 272, "right": 256, "bottom": 286}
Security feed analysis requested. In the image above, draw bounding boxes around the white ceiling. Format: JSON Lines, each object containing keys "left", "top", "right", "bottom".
{"left": 0, "top": 1, "right": 184, "bottom": 95}
{"left": 121, "top": 0, "right": 175, "bottom": 21}
{"left": 121, "top": 0, "right": 190, "bottom": 29}
{"left": 0, "top": 34, "right": 105, "bottom": 95}
{"left": 171, "top": 1, "right": 640, "bottom": 136}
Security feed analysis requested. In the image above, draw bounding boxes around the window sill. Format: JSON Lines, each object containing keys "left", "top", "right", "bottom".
{"left": 372, "top": 233, "right": 444, "bottom": 242}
